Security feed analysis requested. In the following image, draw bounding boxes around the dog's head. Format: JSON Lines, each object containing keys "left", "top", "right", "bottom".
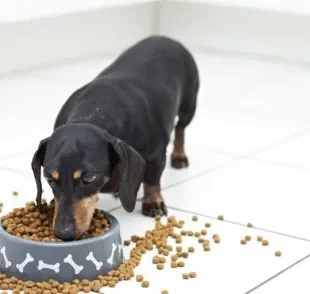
{"left": 31, "top": 123, "right": 145, "bottom": 241}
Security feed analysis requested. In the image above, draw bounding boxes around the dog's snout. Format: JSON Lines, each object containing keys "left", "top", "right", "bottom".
{"left": 54, "top": 224, "right": 75, "bottom": 241}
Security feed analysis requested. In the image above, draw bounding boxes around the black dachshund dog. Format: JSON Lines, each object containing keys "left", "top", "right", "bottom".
{"left": 31, "top": 36, "right": 199, "bottom": 241}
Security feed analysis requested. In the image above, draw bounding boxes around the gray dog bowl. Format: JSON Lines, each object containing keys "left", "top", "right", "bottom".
{"left": 0, "top": 210, "right": 124, "bottom": 282}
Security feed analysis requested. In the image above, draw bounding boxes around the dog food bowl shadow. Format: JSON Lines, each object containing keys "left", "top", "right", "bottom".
{"left": 0, "top": 210, "right": 124, "bottom": 283}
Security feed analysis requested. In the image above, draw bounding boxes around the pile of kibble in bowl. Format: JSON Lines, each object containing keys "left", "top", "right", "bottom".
{"left": 1, "top": 200, "right": 110, "bottom": 242}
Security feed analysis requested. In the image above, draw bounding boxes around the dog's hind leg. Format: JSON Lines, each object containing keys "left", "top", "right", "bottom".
{"left": 142, "top": 155, "right": 168, "bottom": 217}
{"left": 171, "top": 81, "right": 198, "bottom": 169}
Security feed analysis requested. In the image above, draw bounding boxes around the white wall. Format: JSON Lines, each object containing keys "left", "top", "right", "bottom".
{"left": 0, "top": 1, "right": 159, "bottom": 75}
{"left": 160, "top": 1, "right": 310, "bottom": 64}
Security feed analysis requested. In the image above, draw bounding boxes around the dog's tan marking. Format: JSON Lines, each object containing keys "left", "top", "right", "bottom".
{"left": 172, "top": 127, "right": 185, "bottom": 158}
{"left": 73, "top": 169, "right": 82, "bottom": 179}
{"left": 53, "top": 199, "right": 59, "bottom": 230}
{"left": 51, "top": 171, "right": 59, "bottom": 180}
{"left": 73, "top": 194, "right": 99, "bottom": 236}
{"left": 142, "top": 184, "right": 163, "bottom": 204}
{"left": 104, "top": 176, "right": 110, "bottom": 184}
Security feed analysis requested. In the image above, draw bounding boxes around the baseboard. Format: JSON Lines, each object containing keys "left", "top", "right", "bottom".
{"left": 0, "top": 2, "right": 158, "bottom": 76}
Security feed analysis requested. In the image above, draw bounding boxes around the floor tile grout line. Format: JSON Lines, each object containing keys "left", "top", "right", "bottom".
{"left": 107, "top": 202, "right": 310, "bottom": 243}
{"left": 244, "top": 253, "right": 310, "bottom": 294}
{"left": 161, "top": 205, "right": 310, "bottom": 242}
{"left": 241, "top": 128, "right": 310, "bottom": 159}
{"left": 250, "top": 157, "right": 310, "bottom": 173}
{"left": 0, "top": 166, "right": 30, "bottom": 176}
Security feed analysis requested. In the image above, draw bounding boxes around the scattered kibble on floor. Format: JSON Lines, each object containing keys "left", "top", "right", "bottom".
{"left": 247, "top": 222, "right": 253, "bottom": 228}
{"left": 0, "top": 203, "right": 283, "bottom": 292}
{"left": 124, "top": 240, "right": 131, "bottom": 246}
{"left": 275, "top": 250, "right": 282, "bottom": 257}
{"left": 188, "top": 246, "right": 195, "bottom": 253}
{"left": 217, "top": 215, "right": 224, "bottom": 220}
{"left": 240, "top": 239, "right": 247, "bottom": 245}
{"left": 157, "top": 264, "right": 164, "bottom": 270}
{"left": 141, "top": 281, "right": 150, "bottom": 288}
{"left": 178, "top": 261, "right": 185, "bottom": 267}
{"left": 12, "top": 191, "right": 18, "bottom": 196}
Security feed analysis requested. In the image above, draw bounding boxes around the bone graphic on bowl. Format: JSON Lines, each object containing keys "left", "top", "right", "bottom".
{"left": 0, "top": 246, "right": 11, "bottom": 268}
{"left": 16, "top": 253, "right": 34, "bottom": 273}
{"left": 86, "top": 251, "right": 103, "bottom": 270}
{"left": 107, "top": 243, "right": 117, "bottom": 265}
{"left": 38, "top": 260, "right": 60, "bottom": 273}
{"left": 64, "top": 254, "right": 83, "bottom": 274}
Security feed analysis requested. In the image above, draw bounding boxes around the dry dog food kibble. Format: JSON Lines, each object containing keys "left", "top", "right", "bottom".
{"left": 245, "top": 236, "right": 251, "bottom": 241}
{"left": 217, "top": 215, "right": 224, "bottom": 220}
{"left": 156, "top": 264, "right": 164, "bottom": 270}
{"left": 176, "top": 246, "right": 182, "bottom": 252}
{"left": 257, "top": 236, "right": 263, "bottom": 242}
{"left": 152, "top": 256, "right": 160, "bottom": 264}
{"left": 188, "top": 247, "right": 195, "bottom": 253}
{"left": 12, "top": 191, "right": 18, "bottom": 196}
{"left": 201, "top": 229, "right": 207, "bottom": 235}
{"left": 240, "top": 239, "right": 247, "bottom": 245}
{"left": 141, "top": 281, "right": 150, "bottom": 288}
{"left": 1, "top": 201, "right": 110, "bottom": 242}
{"left": 192, "top": 216, "right": 198, "bottom": 221}
{"left": 0, "top": 200, "right": 283, "bottom": 293}
{"left": 161, "top": 291, "right": 169, "bottom": 294}
{"left": 275, "top": 251, "right": 282, "bottom": 257}
{"left": 203, "top": 245, "right": 211, "bottom": 251}
{"left": 247, "top": 222, "right": 253, "bottom": 228}
{"left": 262, "top": 240, "right": 269, "bottom": 246}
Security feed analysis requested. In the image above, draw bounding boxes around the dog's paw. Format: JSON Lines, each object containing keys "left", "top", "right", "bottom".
{"left": 171, "top": 154, "right": 189, "bottom": 169}
{"left": 142, "top": 201, "right": 168, "bottom": 217}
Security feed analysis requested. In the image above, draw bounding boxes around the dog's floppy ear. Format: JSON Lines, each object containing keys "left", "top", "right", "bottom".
{"left": 104, "top": 132, "right": 146, "bottom": 212}
{"left": 31, "top": 137, "right": 50, "bottom": 208}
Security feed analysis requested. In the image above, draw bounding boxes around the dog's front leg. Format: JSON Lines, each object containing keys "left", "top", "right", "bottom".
{"left": 142, "top": 155, "right": 168, "bottom": 217}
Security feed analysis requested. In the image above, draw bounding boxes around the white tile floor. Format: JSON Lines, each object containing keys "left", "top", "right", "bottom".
{"left": 0, "top": 51, "right": 310, "bottom": 293}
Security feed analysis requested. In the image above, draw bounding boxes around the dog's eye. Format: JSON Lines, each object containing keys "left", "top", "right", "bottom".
{"left": 82, "top": 175, "right": 97, "bottom": 184}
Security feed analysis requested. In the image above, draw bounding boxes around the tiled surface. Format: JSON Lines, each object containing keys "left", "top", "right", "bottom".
{"left": 256, "top": 133, "right": 310, "bottom": 169}
{"left": 0, "top": 51, "right": 310, "bottom": 293}
{"left": 99, "top": 207, "right": 310, "bottom": 294}
{"left": 164, "top": 158, "right": 310, "bottom": 240}
{"left": 252, "top": 255, "right": 310, "bottom": 294}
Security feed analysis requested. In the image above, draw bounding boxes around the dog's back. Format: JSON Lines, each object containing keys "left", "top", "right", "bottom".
{"left": 54, "top": 36, "right": 199, "bottom": 159}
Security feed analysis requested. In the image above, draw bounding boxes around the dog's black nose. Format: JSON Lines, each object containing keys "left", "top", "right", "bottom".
{"left": 54, "top": 225, "right": 75, "bottom": 241}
